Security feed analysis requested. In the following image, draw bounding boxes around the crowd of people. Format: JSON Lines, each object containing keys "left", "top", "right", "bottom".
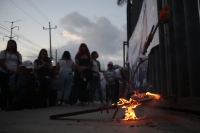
{"left": 0, "top": 40, "right": 129, "bottom": 111}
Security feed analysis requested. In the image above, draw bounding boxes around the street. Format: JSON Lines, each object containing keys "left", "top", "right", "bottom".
{"left": 0, "top": 103, "right": 200, "bottom": 133}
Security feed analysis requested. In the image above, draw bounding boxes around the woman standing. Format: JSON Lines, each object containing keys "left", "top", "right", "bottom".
{"left": 75, "top": 43, "right": 92, "bottom": 105}
{"left": 0, "top": 40, "right": 22, "bottom": 110}
{"left": 34, "top": 49, "right": 53, "bottom": 108}
{"left": 56, "top": 51, "right": 75, "bottom": 106}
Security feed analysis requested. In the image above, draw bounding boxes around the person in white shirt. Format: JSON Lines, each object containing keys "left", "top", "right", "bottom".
{"left": 0, "top": 40, "right": 22, "bottom": 110}
{"left": 89, "top": 51, "right": 104, "bottom": 106}
{"left": 103, "top": 61, "right": 116, "bottom": 104}
{"left": 55, "top": 51, "right": 75, "bottom": 106}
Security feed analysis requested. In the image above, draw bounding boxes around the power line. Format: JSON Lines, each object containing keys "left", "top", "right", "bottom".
{"left": 26, "top": 0, "right": 51, "bottom": 22}
{"left": 0, "top": 7, "right": 47, "bottom": 49}
{"left": 26, "top": 0, "right": 65, "bottom": 48}
{"left": 0, "top": 30, "right": 39, "bottom": 54}
{"left": 9, "top": 0, "right": 44, "bottom": 27}
{"left": 0, "top": 26, "right": 10, "bottom": 32}
{"left": 0, "top": 31, "right": 8, "bottom": 36}
{"left": 0, "top": 23, "right": 42, "bottom": 50}
{"left": 17, "top": 40, "right": 40, "bottom": 53}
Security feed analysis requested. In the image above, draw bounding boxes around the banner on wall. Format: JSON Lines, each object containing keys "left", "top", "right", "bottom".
{"left": 127, "top": 0, "right": 159, "bottom": 92}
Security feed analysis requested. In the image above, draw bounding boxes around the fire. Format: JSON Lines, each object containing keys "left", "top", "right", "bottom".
{"left": 117, "top": 91, "right": 161, "bottom": 120}
{"left": 117, "top": 98, "right": 141, "bottom": 120}
{"left": 146, "top": 92, "right": 161, "bottom": 99}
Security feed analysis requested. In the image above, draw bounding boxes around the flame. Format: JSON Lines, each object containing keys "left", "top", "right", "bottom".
{"left": 117, "top": 91, "right": 161, "bottom": 120}
{"left": 118, "top": 98, "right": 141, "bottom": 120}
{"left": 146, "top": 92, "right": 161, "bottom": 100}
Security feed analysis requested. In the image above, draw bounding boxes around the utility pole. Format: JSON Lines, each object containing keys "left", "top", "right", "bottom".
{"left": 43, "top": 22, "right": 57, "bottom": 61}
{"left": 3, "top": 20, "right": 20, "bottom": 40}
{"left": 55, "top": 49, "right": 57, "bottom": 63}
{"left": 123, "top": 41, "right": 128, "bottom": 66}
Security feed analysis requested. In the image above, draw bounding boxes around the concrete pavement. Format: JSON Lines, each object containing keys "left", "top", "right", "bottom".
{"left": 0, "top": 102, "right": 200, "bottom": 133}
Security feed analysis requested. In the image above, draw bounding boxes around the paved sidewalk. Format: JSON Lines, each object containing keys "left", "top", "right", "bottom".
{"left": 0, "top": 103, "right": 200, "bottom": 133}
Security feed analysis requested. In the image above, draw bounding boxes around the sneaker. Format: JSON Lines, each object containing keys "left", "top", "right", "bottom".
{"left": 56, "top": 101, "right": 61, "bottom": 106}
{"left": 89, "top": 102, "right": 95, "bottom": 106}
{"left": 101, "top": 102, "right": 106, "bottom": 106}
{"left": 62, "top": 102, "right": 70, "bottom": 106}
{"left": 112, "top": 103, "right": 117, "bottom": 105}
{"left": 83, "top": 102, "right": 89, "bottom": 106}
{"left": 75, "top": 101, "right": 84, "bottom": 106}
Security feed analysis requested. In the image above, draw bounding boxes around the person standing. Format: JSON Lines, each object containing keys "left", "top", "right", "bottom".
{"left": 89, "top": 51, "right": 104, "bottom": 106}
{"left": 103, "top": 61, "right": 116, "bottom": 105}
{"left": 0, "top": 40, "right": 22, "bottom": 110}
{"left": 75, "top": 43, "right": 91, "bottom": 105}
{"left": 116, "top": 66, "right": 129, "bottom": 99}
{"left": 34, "top": 49, "right": 53, "bottom": 108}
{"left": 56, "top": 51, "right": 75, "bottom": 106}
{"left": 48, "top": 66, "right": 58, "bottom": 107}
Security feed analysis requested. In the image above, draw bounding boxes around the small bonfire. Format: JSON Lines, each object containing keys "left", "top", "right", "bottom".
{"left": 116, "top": 91, "right": 161, "bottom": 121}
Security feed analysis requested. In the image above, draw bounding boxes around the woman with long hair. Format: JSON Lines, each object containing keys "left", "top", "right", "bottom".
{"left": 75, "top": 43, "right": 92, "bottom": 105}
{"left": 56, "top": 51, "right": 75, "bottom": 106}
{"left": 34, "top": 49, "right": 53, "bottom": 108}
{"left": 0, "top": 40, "right": 22, "bottom": 110}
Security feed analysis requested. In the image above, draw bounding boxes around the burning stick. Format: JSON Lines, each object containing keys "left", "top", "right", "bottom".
{"left": 50, "top": 105, "right": 117, "bottom": 120}
{"left": 49, "top": 97, "right": 155, "bottom": 120}
{"left": 112, "top": 5, "right": 171, "bottom": 119}
{"left": 116, "top": 92, "right": 160, "bottom": 120}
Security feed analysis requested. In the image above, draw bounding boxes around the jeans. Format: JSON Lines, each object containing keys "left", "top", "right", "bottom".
{"left": 105, "top": 84, "right": 115, "bottom": 103}
{"left": 36, "top": 76, "right": 51, "bottom": 108}
{"left": 69, "top": 79, "right": 79, "bottom": 105}
{"left": 0, "top": 71, "right": 12, "bottom": 110}
{"left": 78, "top": 79, "right": 89, "bottom": 102}
{"left": 57, "top": 70, "right": 73, "bottom": 101}
{"left": 90, "top": 76, "right": 103, "bottom": 102}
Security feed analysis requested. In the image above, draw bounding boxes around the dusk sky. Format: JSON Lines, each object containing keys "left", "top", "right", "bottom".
{"left": 0, "top": 0, "right": 127, "bottom": 68}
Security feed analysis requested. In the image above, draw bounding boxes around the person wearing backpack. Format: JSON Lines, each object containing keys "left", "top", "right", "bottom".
{"left": 0, "top": 40, "right": 22, "bottom": 110}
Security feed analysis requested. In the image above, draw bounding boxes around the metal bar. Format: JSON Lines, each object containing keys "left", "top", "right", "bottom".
{"left": 50, "top": 98, "right": 153, "bottom": 120}
{"left": 50, "top": 105, "right": 117, "bottom": 119}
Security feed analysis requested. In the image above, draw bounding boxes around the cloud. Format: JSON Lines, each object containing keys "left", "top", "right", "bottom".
{"left": 62, "top": 30, "right": 82, "bottom": 40}
{"left": 59, "top": 11, "right": 126, "bottom": 66}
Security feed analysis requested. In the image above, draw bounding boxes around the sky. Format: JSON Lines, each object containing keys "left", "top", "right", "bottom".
{"left": 0, "top": 0, "right": 127, "bottom": 68}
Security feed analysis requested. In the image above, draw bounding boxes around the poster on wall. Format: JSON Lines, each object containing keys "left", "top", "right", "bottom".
{"left": 127, "top": 0, "right": 159, "bottom": 92}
